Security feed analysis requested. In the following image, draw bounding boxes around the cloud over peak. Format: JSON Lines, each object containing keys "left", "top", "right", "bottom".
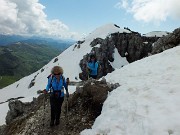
{"left": 0, "top": 0, "right": 81, "bottom": 40}
{"left": 116, "top": 0, "right": 180, "bottom": 23}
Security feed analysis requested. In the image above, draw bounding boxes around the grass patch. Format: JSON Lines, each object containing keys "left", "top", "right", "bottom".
{"left": 0, "top": 76, "right": 20, "bottom": 89}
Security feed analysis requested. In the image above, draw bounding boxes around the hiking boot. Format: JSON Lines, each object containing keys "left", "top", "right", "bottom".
{"left": 55, "top": 120, "right": 60, "bottom": 125}
{"left": 50, "top": 121, "right": 54, "bottom": 127}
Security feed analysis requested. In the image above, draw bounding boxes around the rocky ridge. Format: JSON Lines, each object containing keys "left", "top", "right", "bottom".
{"left": 79, "top": 28, "right": 155, "bottom": 80}
{"left": 0, "top": 78, "right": 119, "bottom": 135}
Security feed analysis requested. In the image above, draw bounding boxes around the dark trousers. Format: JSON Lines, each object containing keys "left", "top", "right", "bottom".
{"left": 89, "top": 75, "right": 97, "bottom": 79}
{"left": 50, "top": 94, "right": 64, "bottom": 123}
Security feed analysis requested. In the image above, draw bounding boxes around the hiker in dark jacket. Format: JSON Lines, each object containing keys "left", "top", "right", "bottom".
{"left": 87, "top": 54, "right": 99, "bottom": 79}
{"left": 44, "top": 66, "right": 69, "bottom": 126}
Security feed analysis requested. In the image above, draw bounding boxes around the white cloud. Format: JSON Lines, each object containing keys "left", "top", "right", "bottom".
{"left": 116, "top": 0, "right": 180, "bottom": 23}
{"left": 115, "top": 0, "right": 129, "bottom": 9}
{"left": 0, "top": 0, "right": 82, "bottom": 40}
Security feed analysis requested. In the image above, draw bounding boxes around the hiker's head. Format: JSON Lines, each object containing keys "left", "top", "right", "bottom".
{"left": 90, "top": 54, "right": 96, "bottom": 62}
{"left": 51, "top": 66, "right": 63, "bottom": 75}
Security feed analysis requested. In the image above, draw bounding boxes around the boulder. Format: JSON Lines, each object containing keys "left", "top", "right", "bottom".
{"left": 69, "top": 78, "right": 120, "bottom": 118}
{"left": 5, "top": 95, "right": 43, "bottom": 125}
{"left": 6, "top": 100, "right": 24, "bottom": 125}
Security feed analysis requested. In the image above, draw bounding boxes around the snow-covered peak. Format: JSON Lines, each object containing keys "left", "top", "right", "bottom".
{"left": 143, "top": 31, "right": 169, "bottom": 37}
{"left": 85, "top": 23, "right": 131, "bottom": 41}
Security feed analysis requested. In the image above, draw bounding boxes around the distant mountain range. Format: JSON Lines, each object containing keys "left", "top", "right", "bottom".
{"left": 0, "top": 34, "right": 75, "bottom": 50}
{"left": 0, "top": 35, "right": 75, "bottom": 88}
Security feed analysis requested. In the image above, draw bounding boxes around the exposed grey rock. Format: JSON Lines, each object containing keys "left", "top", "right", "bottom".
{"left": 5, "top": 96, "right": 42, "bottom": 126}
{"left": 69, "top": 79, "right": 119, "bottom": 121}
{"left": 100, "top": 77, "right": 106, "bottom": 84}
{"left": 41, "top": 68, "right": 44, "bottom": 72}
{"left": 109, "top": 83, "right": 121, "bottom": 90}
{"left": 77, "top": 40, "right": 85, "bottom": 44}
{"left": 76, "top": 86, "right": 83, "bottom": 94}
{"left": 53, "top": 57, "right": 58, "bottom": 63}
{"left": 6, "top": 100, "right": 24, "bottom": 125}
{"left": 152, "top": 28, "right": 180, "bottom": 54}
{"left": 28, "top": 80, "right": 35, "bottom": 88}
{"left": 114, "top": 24, "right": 120, "bottom": 28}
{"left": 72, "top": 40, "right": 84, "bottom": 50}
{"left": 37, "top": 90, "right": 43, "bottom": 94}
{"left": 73, "top": 44, "right": 77, "bottom": 51}
{"left": 77, "top": 44, "right": 81, "bottom": 48}
{"left": 90, "top": 38, "right": 104, "bottom": 47}
{"left": 112, "top": 32, "right": 152, "bottom": 63}
{"left": 16, "top": 84, "right": 19, "bottom": 88}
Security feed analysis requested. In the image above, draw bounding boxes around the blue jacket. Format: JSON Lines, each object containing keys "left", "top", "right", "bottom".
{"left": 46, "top": 75, "right": 67, "bottom": 97}
{"left": 87, "top": 61, "right": 99, "bottom": 76}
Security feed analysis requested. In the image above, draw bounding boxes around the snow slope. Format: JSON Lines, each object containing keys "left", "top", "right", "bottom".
{"left": 143, "top": 31, "right": 169, "bottom": 37}
{"left": 110, "top": 48, "right": 129, "bottom": 69}
{"left": 0, "top": 23, "right": 130, "bottom": 125}
{"left": 81, "top": 46, "right": 180, "bottom": 135}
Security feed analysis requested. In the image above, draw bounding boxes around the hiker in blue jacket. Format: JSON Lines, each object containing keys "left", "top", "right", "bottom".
{"left": 87, "top": 54, "right": 99, "bottom": 79}
{"left": 44, "top": 66, "right": 69, "bottom": 126}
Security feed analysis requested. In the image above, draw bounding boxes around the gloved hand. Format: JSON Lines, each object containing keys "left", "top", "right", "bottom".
{"left": 66, "top": 78, "right": 70, "bottom": 85}
{"left": 88, "top": 68, "right": 92, "bottom": 73}
{"left": 43, "top": 89, "right": 47, "bottom": 94}
{"left": 66, "top": 91, "right": 69, "bottom": 98}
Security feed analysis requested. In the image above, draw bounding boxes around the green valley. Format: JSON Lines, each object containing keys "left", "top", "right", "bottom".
{"left": 0, "top": 42, "right": 67, "bottom": 88}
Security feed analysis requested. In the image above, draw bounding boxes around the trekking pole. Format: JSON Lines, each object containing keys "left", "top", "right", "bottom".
{"left": 66, "top": 97, "right": 69, "bottom": 122}
{"left": 86, "top": 68, "right": 89, "bottom": 80}
{"left": 66, "top": 78, "right": 70, "bottom": 125}
{"left": 42, "top": 90, "right": 46, "bottom": 127}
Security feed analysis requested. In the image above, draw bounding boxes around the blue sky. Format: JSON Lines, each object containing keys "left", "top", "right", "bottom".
{"left": 39, "top": 0, "right": 180, "bottom": 35}
{"left": 0, "top": 0, "right": 179, "bottom": 39}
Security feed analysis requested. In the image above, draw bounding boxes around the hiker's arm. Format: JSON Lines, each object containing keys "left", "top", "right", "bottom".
{"left": 45, "top": 78, "right": 51, "bottom": 91}
{"left": 87, "top": 62, "right": 90, "bottom": 69}
{"left": 63, "top": 79, "right": 69, "bottom": 97}
{"left": 63, "top": 78, "right": 68, "bottom": 91}
{"left": 89, "top": 62, "right": 98, "bottom": 71}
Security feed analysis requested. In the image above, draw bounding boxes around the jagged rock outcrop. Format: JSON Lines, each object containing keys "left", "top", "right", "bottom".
{"left": 111, "top": 32, "right": 152, "bottom": 62}
{"left": 6, "top": 96, "right": 44, "bottom": 125}
{"left": 142, "top": 36, "right": 159, "bottom": 44}
{"left": 152, "top": 28, "right": 180, "bottom": 54}
{"left": 0, "top": 95, "right": 45, "bottom": 135}
{"left": 6, "top": 100, "right": 34, "bottom": 125}
{"left": 79, "top": 37, "right": 115, "bottom": 80}
{"left": 79, "top": 31, "right": 154, "bottom": 80}
{"left": 79, "top": 27, "right": 179, "bottom": 81}
{"left": 70, "top": 78, "right": 120, "bottom": 119}
{"left": 6, "top": 100, "right": 24, "bottom": 125}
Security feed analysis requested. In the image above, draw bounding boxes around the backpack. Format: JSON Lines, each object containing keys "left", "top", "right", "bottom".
{"left": 47, "top": 74, "right": 65, "bottom": 92}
